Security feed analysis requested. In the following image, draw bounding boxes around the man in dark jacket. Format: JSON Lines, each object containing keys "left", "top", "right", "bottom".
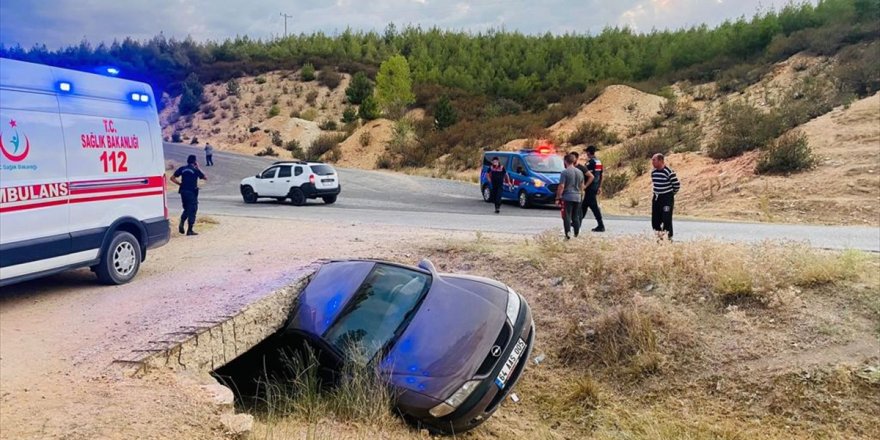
{"left": 582, "top": 145, "right": 605, "bottom": 232}
{"left": 170, "top": 155, "right": 207, "bottom": 236}
{"left": 487, "top": 157, "right": 506, "bottom": 214}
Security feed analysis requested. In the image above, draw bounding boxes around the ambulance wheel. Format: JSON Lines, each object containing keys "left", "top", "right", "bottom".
{"left": 518, "top": 191, "right": 530, "bottom": 209}
{"left": 481, "top": 185, "right": 492, "bottom": 203}
{"left": 241, "top": 186, "right": 258, "bottom": 204}
{"left": 96, "top": 231, "right": 141, "bottom": 285}
{"left": 289, "top": 188, "right": 306, "bottom": 206}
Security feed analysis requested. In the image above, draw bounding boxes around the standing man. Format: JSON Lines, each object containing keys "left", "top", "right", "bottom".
{"left": 170, "top": 154, "right": 207, "bottom": 236}
{"left": 583, "top": 145, "right": 606, "bottom": 232}
{"left": 488, "top": 157, "right": 506, "bottom": 214}
{"left": 204, "top": 143, "right": 214, "bottom": 166}
{"left": 650, "top": 153, "right": 680, "bottom": 241}
{"left": 556, "top": 153, "right": 585, "bottom": 240}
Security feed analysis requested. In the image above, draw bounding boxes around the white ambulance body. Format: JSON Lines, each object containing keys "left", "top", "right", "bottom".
{"left": 0, "top": 58, "right": 170, "bottom": 286}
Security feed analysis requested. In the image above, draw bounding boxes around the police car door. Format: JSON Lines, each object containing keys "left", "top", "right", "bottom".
{"left": 505, "top": 155, "right": 525, "bottom": 198}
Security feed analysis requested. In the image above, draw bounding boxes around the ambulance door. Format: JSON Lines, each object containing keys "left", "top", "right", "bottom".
{"left": 0, "top": 87, "right": 72, "bottom": 278}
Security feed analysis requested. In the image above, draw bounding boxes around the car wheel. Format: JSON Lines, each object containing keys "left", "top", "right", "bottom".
{"left": 289, "top": 188, "right": 306, "bottom": 206}
{"left": 481, "top": 185, "right": 492, "bottom": 203}
{"left": 241, "top": 186, "right": 257, "bottom": 203}
{"left": 96, "top": 231, "right": 141, "bottom": 285}
{"left": 322, "top": 195, "right": 337, "bottom": 204}
{"left": 518, "top": 190, "right": 530, "bottom": 209}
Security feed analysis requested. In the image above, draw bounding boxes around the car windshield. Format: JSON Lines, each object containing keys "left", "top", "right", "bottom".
{"left": 323, "top": 264, "right": 431, "bottom": 363}
{"left": 310, "top": 164, "right": 335, "bottom": 175}
{"left": 524, "top": 155, "right": 564, "bottom": 173}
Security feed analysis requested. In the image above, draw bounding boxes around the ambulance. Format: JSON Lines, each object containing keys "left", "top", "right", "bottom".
{"left": 0, "top": 58, "right": 170, "bottom": 286}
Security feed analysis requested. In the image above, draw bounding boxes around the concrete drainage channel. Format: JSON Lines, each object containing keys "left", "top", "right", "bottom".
{"left": 115, "top": 264, "right": 320, "bottom": 437}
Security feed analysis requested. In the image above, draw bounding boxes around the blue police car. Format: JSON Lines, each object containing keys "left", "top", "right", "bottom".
{"left": 480, "top": 147, "right": 565, "bottom": 208}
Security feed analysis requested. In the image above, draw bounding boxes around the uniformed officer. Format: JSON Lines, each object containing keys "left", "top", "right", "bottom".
{"left": 170, "top": 154, "right": 207, "bottom": 236}
{"left": 583, "top": 145, "right": 606, "bottom": 232}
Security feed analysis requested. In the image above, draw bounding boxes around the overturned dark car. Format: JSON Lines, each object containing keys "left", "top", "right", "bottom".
{"left": 268, "top": 259, "right": 534, "bottom": 434}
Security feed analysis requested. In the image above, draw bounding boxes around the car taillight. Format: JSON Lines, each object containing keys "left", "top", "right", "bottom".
{"left": 309, "top": 174, "right": 316, "bottom": 184}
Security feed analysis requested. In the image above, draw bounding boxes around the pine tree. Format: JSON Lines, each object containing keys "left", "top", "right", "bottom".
{"left": 375, "top": 55, "right": 415, "bottom": 119}
{"left": 359, "top": 95, "right": 380, "bottom": 121}
{"left": 345, "top": 72, "right": 373, "bottom": 104}
{"left": 433, "top": 96, "right": 457, "bottom": 130}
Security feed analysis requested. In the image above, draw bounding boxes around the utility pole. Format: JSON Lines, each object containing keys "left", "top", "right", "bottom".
{"left": 280, "top": 13, "right": 292, "bottom": 38}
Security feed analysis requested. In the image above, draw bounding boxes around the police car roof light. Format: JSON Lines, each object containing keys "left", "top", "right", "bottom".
{"left": 57, "top": 81, "right": 72, "bottom": 93}
{"left": 106, "top": 67, "right": 120, "bottom": 76}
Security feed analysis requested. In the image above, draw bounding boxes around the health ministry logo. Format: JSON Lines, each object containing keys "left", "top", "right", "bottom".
{"left": 0, "top": 119, "right": 31, "bottom": 162}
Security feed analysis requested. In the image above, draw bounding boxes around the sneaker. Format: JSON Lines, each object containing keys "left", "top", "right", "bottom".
{"left": 186, "top": 230, "right": 199, "bottom": 236}
{"left": 592, "top": 226, "right": 605, "bottom": 232}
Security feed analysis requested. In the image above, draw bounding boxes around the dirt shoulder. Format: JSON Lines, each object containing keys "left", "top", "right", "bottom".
{"left": 0, "top": 215, "right": 507, "bottom": 439}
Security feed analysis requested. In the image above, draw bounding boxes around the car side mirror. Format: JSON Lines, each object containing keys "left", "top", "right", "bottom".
{"left": 418, "top": 259, "right": 438, "bottom": 276}
{"left": 256, "top": 174, "right": 261, "bottom": 178}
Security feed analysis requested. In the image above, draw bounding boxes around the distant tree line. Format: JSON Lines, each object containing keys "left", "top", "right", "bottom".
{"left": 1, "top": 0, "right": 876, "bottom": 107}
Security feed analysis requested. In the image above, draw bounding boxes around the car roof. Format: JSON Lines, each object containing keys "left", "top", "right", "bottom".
{"left": 270, "top": 160, "right": 334, "bottom": 167}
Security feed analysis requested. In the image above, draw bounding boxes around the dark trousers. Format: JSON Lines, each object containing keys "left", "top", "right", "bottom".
{"left": 490, "top": 182, "right": 503, "bottom": 210}
{"left": 206, "top": 154, "right": 213, "bottom": 166}
{"left": 180, "top": 190, "right": 199, "bottom": 231}
{"left": 582, "top": 189, "right": 604, "bottom": 227}
{"left": 562, "top": 200, "right": 582, "bottom": 237}
{"left": 652, "top": 193, "right": 674, "bottom": 239}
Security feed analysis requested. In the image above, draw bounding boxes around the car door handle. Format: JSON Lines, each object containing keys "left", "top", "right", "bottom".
{"left": 285, "top": 180, "right": 290, "bottom": 182}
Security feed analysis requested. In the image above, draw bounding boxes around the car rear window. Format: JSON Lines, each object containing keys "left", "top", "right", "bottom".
{"left": 310, "top": 164, "right": 335, "bottom": 175}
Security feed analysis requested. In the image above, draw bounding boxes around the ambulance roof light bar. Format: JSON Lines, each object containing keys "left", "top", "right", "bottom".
{"left": 129, "top": 92, "right": 150, "bottom": 104}
{"left": 57, "top": 81, "right": 72, "bottom": 93}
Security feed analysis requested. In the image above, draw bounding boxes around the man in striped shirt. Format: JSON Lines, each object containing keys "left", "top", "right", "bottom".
{"left": 650, "top": 153, "right": 680, "bottom": 240}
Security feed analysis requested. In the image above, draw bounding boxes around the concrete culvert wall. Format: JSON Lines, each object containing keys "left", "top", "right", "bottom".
{"left": 133, "top": 264, "right": 319, "bottom": 375}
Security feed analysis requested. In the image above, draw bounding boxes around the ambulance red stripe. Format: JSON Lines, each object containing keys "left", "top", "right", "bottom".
{"left": 0, "top": 190, "right": 164, "bottom": 213}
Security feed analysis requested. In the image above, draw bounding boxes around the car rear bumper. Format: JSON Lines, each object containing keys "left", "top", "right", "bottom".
{"left": 301, "top": 183, "right": 341, "bottom": 198}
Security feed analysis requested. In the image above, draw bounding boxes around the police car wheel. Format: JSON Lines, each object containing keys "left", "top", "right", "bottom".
{"left": 518, "top": 191, "right": 530, "bottom": 209}
{"left": 241, "top": 186, "right": 257, "bottom": 204}
{"left": 289, "top": 188, "right": 306, "bottom": 206}
{"left": 481, "top": 185, "right": 492, "bottom": 202}
{"left": 96, "top": 231, "right": 141, "bottom": 285}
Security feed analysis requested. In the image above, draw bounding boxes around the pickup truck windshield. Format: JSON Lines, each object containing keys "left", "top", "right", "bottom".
{"left": 323, "top": 264, "right": 431, "bottom": 362}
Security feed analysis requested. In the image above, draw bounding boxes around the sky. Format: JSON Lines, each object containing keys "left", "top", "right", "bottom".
{"left": 1, "top": 0, "right": 807, "bottom": 49}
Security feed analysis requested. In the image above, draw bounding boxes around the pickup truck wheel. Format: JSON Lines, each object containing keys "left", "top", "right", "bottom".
{"left": 481, "top": 185, "right": 492, "bottom": 203}
{"left": 241, "top": 186, "right": 257, "bottom": 203}
{"left": 322, "top": 195, "right": 337, "bottom": 204}
{"left": 289, "top": 188, "right": 306, "bottom": 206}
{"left": 96, "top": 231, "right": 141, "bottom": 285}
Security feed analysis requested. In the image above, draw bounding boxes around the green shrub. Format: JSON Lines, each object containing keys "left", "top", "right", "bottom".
{"left": 359, "top": 131, "right": 371, "bottom": 147}
{"left": 568, "top": 121, "right": 620, "bottom": 147}
{"left": 834, "top": 42, "right": 880, "bottom": 98}
{"left": 707, "top": 101, "right": 783, "bottom": 159}
{"left": 358, "top": 95, "right": 380, "bottom": 121}
{"left": 318, "top": 66, "right": 342, "bottom": 90}
{"left": 254, "top": 95, "right": 265, "bottom": 106}
{"left": 255, "top": 76, "right": 267, "bottom": 85}
{"left": 301, "top": 108, "right": 319, "bottom": 121}
{"left": 271, "top": 130, "right": 283, "bottom": 147}
{"left": 268, "top": 105, "right": 280, "bottom": 118}
{"left": 601, "top": 171, "right": 630, "bottom": 198}
{"left": 341, "top": 106, "right": 358, "bottom": 124}
{"left": 716, "top": 64, "right": 768, "bottom": 93}
{"left": 306, "top": 90, "right": 319, "bottom": 105}
{"left": 756, "top": 131, "right": 815, "bottom": 174}
{"left": 319, "top": 120, "right": 338, "bottom": 131}
{"left": 307, "top": 133, "right": 346, "bottom": 161}
{"left": 226, "top": 78, "right": 240, "bottom": 97}
{"left": 284, "top": 140, "right": 304, "bottom": 158}
{"left": 255, "top": 146, "right": 277, "bottom": 157}
{"left": 300, "top": 63, "right": 316, "bottom": 81}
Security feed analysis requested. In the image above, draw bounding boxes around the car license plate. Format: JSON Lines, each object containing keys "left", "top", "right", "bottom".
{"left": 321, "top": 178, "right": 334, "bottom": 183}
{"left": 495, "top": 338, "right": 526, "bottom": 389}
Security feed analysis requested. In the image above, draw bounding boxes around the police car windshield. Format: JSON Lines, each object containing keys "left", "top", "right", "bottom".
{"left": 525, "top": 155, "right": 564, "bottom": 173}
{"left": 323, "top": 264, "right": 431, "bottom": 363}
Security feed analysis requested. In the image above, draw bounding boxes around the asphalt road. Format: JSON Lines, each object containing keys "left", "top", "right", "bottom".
{"left": 166, "top": 143, "right": 880, "bottom": 252}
